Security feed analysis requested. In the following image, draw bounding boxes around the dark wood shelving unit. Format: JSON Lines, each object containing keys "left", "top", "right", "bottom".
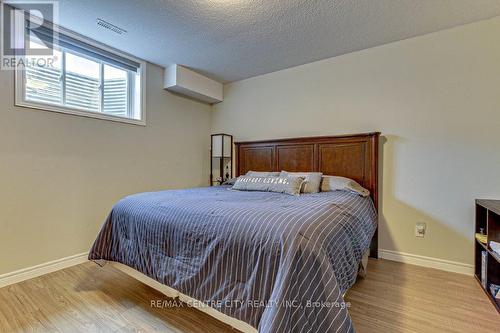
{"left": 474, "top": 199, "right": 500, "bottom": 313}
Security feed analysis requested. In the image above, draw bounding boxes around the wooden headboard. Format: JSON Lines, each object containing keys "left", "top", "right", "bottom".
{"left": 235, "top": 132, "right": 380, "bottom": 258}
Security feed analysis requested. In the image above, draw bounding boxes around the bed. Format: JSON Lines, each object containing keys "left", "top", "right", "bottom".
{"left": 89, "top": 132, "right": 380, "bottom": 333}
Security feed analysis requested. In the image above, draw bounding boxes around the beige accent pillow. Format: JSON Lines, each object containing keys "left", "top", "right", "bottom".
{"left": 246, "top": 171, "right": 280, "bottom": 177}
{"left": 321, "top": 176, "right": 370, "bottom": 197}
{"left": 279, "top": 171, "right": 323, "bottom": 193}
{"left": 232, "top": 176, "right": 305, "bottom": 196}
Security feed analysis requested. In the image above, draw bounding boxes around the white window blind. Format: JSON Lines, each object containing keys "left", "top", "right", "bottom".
{"left": 25, "top": 59, "right": 62, "bottom": 105}
{"left": 64, "top": 52, "right": 101, "bottom": 112}
{"left": 103, "top": 64, "right": 128, "bottom": 118}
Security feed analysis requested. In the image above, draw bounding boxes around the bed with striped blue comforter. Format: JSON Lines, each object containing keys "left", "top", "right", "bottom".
{"left": 89, "top": 186, "right": 377, "bottom": 333}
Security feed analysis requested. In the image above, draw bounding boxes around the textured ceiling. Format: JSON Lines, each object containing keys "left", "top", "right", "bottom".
{"left": 56, "top": 0, "right": 500, "bottom": 83}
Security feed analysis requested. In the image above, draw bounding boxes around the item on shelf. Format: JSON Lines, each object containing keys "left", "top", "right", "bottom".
{"left": 490, "top": 240, "right": 500, "bottom": 256}
{"left": 481, "top": 251, "right": 488, "bottom": 289}
{"left": 490, "top": 283, "right": 500, "bottom": 299}
{"left": 475, "top": 233, "right": 487, "bottom": 244}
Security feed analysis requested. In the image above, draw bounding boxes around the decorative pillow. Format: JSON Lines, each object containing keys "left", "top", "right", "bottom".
{"left": 321, "top": 175, "right": 370, "bottom": 197}
{"left": 246, "top": 171, "right": 280, "bottom": 177}
{"left": 279, "top": 171, "right": 323, "bottom": 193}
{"left": 232, "top": 176, "right": 304, "bottom": 196}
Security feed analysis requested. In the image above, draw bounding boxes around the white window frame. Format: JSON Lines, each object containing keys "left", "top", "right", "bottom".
{"left": 15, "top": 25, "right": 147, "bottom": 126}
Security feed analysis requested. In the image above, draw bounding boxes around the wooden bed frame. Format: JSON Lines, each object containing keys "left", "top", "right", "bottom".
{"left": 235, "top": 132, "right": 380, "bottom": 258}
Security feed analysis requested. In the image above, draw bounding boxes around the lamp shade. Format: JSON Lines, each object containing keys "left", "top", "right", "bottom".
{"left": 212, "top": 134, "right": 232, "bottom": 158}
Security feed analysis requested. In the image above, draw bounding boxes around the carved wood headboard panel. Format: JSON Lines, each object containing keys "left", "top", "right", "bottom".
{"left": 235, "top": 132, "right": 381, "bottom": 257}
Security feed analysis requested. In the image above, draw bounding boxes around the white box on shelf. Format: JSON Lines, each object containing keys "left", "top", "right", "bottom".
{"left": 481, "top": 251, "right": 488, "bottom": 289}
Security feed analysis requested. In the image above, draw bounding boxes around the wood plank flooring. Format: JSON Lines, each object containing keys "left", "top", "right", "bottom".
{"left": 346, "top": 259, "right": 499, "bottom": 333}
{"left": 0, "top": 259, "right": 498, "bottom": 333}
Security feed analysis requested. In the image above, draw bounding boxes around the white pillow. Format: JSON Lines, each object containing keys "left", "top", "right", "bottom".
{"left": 279, "top": 171, "right": 323, "bottom": 193}
{"left": 321, "top": 176, "right": 370, "bottom": 197}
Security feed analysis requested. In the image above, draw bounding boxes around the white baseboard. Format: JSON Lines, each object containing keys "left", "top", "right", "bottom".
{"left": 379, "top": 249, "right": 474, "bottom": 276}
{"left": 0, "top": 249, "right": 473, "bottom": 290}
{"left": 0, "top": 252, "right": 89, "bottom": 288}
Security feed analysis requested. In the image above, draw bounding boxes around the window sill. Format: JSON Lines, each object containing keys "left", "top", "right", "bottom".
{"left": 14, "top": 100, "right": 146, "bottom": 126}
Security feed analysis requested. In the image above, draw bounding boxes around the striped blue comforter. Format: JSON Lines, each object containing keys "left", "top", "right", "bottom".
{"left": 89, "top": 186, "right": 376, "bottom": 333}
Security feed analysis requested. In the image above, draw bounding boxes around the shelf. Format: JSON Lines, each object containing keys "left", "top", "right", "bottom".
{"left": 476, "top": 199, "right": 500, "bottom": 216}
{"left": 476, "top": 239, "right": 500, "bottom": 264}
{"left": 474, "top": 274, "right": 500, "bottom": 312}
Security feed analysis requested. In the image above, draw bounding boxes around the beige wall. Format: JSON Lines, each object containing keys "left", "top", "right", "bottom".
{"left": 2, "top": 16, "right": 500, "bottom": 276}
{"left": 212, "top": 17, "right": 500, "bottom": 265}
{"left": 0, "top": 63, "right": 211, "bottom": 275}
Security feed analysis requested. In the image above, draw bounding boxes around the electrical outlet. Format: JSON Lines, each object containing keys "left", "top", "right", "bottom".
{"left": 415, "top": 222, "right": 426, "bottom": 238}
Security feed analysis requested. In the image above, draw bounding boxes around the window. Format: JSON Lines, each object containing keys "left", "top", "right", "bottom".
{"left": 16, "top": 22, "right": 145, "bottom": 125}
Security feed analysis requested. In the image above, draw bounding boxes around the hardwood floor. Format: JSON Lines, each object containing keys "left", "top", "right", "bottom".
{"left": 0, "top": 262, "right": 234, "bottom": 333}
{"left": 346, "top": 259, "right": 499, "bottom": 333}
{"left": 0, "top": 259, "right": 498, "bottom": 333}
